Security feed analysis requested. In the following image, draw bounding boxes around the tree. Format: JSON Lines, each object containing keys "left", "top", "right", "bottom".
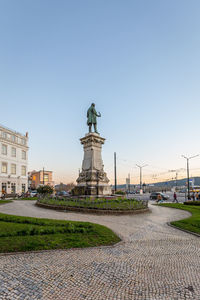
{"left": 37, "top": 185, "right": 54, "bottom": 196}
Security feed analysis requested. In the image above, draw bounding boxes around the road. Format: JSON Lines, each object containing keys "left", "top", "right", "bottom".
{"left": 131, "top": 191, "right": 186, "bottom": 202}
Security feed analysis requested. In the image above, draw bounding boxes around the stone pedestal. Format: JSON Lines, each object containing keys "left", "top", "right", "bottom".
{"left": 75, "top": 133, "right": 112, "bottom": 196}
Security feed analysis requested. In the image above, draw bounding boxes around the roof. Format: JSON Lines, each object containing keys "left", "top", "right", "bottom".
{"left": 0, "top": 123, "right": 27, "bottom": 137}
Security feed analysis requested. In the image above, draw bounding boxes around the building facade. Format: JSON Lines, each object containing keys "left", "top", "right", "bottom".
{"left": 0, "top": 124, "right": 29, "bottom": 196}
{"left": 29, "top": 170, "right": 54, "bottom": 190}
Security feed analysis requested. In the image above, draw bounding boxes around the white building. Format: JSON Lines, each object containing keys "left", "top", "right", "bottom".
{"left": 0, "top": 124, "right": 29, "bottom": 196}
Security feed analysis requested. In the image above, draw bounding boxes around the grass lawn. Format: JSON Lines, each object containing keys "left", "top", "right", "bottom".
{"left": 158, "top": 203, "right": 200, "bottom": 235}
{"left": 0, "top": 213, "right": 120, "bottom": 253}
{"left": 39, "top": 197, "right": 146, "bottom": 210}
{"left": 0, "top": 200, "right": 13, "bottom": 205}
{"left": 15, "top": 197, "right": 38, "bottom": 200}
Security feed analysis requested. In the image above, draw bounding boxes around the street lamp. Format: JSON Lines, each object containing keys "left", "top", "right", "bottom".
{"left": 168, "top": 168, "right": 185, "bottom": 191}
{"left": 182, "top": 155, "right": 199, "bottom": 200}
{"left": 136, "top": 164, "right": 148, "bottom": 193}
{"left": 114, "top": 152, "right": 117, "bottom": 192}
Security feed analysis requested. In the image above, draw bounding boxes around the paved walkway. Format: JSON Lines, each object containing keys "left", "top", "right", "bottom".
{"left": 0, "top": 201, "right": 199, "bottom": 300}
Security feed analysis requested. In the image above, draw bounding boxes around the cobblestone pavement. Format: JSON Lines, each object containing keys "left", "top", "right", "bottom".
{"left": 0, "top": 201, "right": 199, "bottom": 300}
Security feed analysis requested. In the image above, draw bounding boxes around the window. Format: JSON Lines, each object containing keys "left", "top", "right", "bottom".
{"left": 11, "top": 164, "right": 16, "bottom": 175}
{"left": 2, "top": 132, "right": 7, "bottom": 139}
{"left": 21, "top": 166, "right": 26, "bottom": 176}
{"left": 44, "top": 174, "right": 49, "bottom": 182}
{"left": 11, "top": 147, "right": 16, "bottom": 157}
{"left": 11, "top": 135, "right": 16, "bottom": 142}
{"left": 2, "top": 162, "right": 7, "bottom": 173}
{"left": 22, "top": 139, "right": 26, "bottom": 145}
{"left": 2, "top": 183, "right": 7, "bottom": 193}
{"left": 22, "top": 184, "right": 26, "bottom": 193}
{"left": 2, "top": 144, "right": 7, "bottom": 155}
{"left": 22, "top": 150, "right": 26, "bottom": 160}
{"left": 11, "top": 183, "right": 16, "bottom": 193}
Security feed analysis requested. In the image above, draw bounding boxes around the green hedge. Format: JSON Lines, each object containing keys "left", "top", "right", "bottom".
{"left": 38, "top": 197, "right": 147, "bottom": 210}
{"left": 115, "top": 190, "right": 125, "bottom": 195}
{"left": 184, "top": 201, "right": 200, "bottom": 206}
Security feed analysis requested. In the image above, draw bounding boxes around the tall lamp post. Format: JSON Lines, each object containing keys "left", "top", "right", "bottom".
{"left": 168, "top": 168, "right": 185, "bottom": 191}
{"left": 43, "top": 167, "right": 45, "bottom": 185}
{"left": 182, "top": 155, "right": 199, "bottom": 200}
{"left": 136, "top": 164, "right": 148, "bottom": 193}
{"left": 114, "top": 152, "right": 117, "bottom": 192}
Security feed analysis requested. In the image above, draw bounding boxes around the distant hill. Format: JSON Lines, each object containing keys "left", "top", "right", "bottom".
{"left": 150, "top": 177, "right": 200, "bottom": 187}
{"left": 116, "top": 177, "right": 200, "bottom": 189}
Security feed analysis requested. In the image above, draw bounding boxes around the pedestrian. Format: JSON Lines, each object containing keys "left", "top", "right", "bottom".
{"left": 157, "top": 194, "right": 162, "bottom": 203}
{"left": 173, "top": 192, "right": 178, "bottom": 203}
{"left": 195, "top": 192, "right": 198, "bottom": 201}
{"left": 1, "top": 190, "right": 6, "bottom": 199}
{"left": 191, "top": 193, "right": 195, "bottom": 201}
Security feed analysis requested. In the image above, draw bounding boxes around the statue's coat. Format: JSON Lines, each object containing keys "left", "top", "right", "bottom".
{"left": 87, "top": 105, "right": 98, "bottom": 125}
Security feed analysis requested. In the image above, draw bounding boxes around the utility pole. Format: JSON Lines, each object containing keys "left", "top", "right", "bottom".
{"left": 136, "top": 164, "right": 148, "bottom": 193}
{"left": 126, "top": 173, "right": 131, "bottom": 193}
{"left": 43, "top": 167, "right": 45, "bottom": 185}
{"left": 168, "top": 168, "right": 185, "bottom": 191}
{"left": 114, "top": 152, "right": 117, "bottom": 192}
{"left": 182, "top": 155, "right": 199, "bottom": 200}
{"left": 175, "top": 172, "right": 178, "bottom": 191}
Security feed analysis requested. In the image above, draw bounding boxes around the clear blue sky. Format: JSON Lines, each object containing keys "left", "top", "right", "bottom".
{"left": 1, "top": 0, "right": 200, "bottom": 184}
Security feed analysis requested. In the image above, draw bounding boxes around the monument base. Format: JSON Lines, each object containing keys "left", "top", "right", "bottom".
{"left": 73, "top": 184, "right": 112, "bottom": 197}
{"left": 75, "top": 132, "right": 112, "bottom": 197}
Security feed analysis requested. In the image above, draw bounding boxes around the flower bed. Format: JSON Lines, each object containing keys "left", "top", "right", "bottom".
{"left": 36, "top": 197, "right": 149, "bottom": 215}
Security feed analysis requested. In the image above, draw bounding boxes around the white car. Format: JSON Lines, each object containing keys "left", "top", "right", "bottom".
{"left": 30, "top": 191, "right": 37, "bottom": 197}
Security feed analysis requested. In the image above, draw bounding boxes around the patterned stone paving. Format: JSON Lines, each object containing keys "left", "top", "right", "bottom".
{"left": 0, "top": 201, "right": 199, "bottom": 300}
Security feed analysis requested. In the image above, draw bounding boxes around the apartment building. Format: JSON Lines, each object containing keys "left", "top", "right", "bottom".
{"left": 29, "top": 170, "right": 54, "bottom": 190}
{"left": 0, "top": 124, "right": 29, "bottom": 196}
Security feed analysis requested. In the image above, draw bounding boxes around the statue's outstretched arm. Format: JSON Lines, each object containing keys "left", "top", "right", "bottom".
{"left": 95, "top": 110, "right": 101, "bottom": 117}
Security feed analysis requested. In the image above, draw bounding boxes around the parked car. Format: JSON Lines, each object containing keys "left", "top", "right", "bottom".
{"left": 55, "top": 191, "right": 70, "bottom": 198}
{"left": 179, "top": 188, "right": 186, "bottom": 193}
{"left": 150, "top": 192, "right": 169, "bottom": 200}
{"left": 30, "top": 190, "right": 38, "bottom": 197}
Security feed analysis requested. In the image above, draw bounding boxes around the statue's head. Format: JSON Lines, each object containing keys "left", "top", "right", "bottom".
{"left": 91, "top": 103, "right": 95, "bottom": 107}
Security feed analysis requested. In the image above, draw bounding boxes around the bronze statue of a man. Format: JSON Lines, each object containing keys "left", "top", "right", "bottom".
{"left": 87, "top": 103, "right": 101, "bottom": 134}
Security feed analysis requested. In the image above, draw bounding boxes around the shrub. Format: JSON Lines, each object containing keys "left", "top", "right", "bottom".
{"left": 37, "top": 185, "right": 54, "bottom": 195}
{"left": 115, "top": 190, "right": 125, "bottom": 195}
{"left": 184, "top": 201, "right": 200, "bottom": 206}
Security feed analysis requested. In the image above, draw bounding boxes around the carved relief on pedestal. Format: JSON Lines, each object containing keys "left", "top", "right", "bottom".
{"left": 77, "top": 170, "right": 109, "bottom": 185}
{"left": 81, "top": 136, "right": 104, "bottom": 147}
{"left": 76, "top": 132, "right": 111, "bottom": 195}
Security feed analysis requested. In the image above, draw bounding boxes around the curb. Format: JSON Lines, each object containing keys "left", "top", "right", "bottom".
{"left": 167, "top": 222, "right": 200, "bottom": 238}
{"left": 0, "top": 240, "right": 125, "bottom": 257}
{"left": 36, "top": 202, "right": 150, "bottom": 215}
